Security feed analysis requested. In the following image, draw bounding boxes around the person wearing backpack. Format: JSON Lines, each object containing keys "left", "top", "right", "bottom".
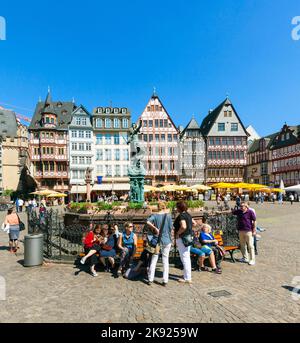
{"left": 146, "top": 202, "right": 173, "bottom": 286}
{"left": 174, "top": 201, "right": 197, "bottom": 284}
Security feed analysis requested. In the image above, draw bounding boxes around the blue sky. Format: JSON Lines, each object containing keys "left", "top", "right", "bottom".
{"left": 0, "top": 0, "right": 300, "bottom": 136}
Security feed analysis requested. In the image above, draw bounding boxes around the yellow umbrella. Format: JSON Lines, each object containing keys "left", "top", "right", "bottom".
{"left": 189, "top": 184, "right": 212, "bottom": 191}
{"left": 30, "top": 189, "right": 60, "bottom": 196}
{"left": 144, "top": 185, "right": 159, "bottom": 192}
{"left": 271, "top": 188, "right": 285, "bottom": 193}
{"left": 211, "top": 182, "right": 235, "bottom": 189}
{"left": 46, "top": 193, "right": 67, "bottom": 198}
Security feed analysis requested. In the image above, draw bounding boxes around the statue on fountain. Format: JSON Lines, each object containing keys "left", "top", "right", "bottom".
{"left": 127, "top": 121, "right": 145, "bottom": 203}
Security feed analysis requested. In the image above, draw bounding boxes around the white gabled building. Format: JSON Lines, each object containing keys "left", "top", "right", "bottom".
{"left": 91, "top": 106, "right": 131, "bottom": 198}
{"left": 69, "top": 105, "right": 94, "bottom": 201}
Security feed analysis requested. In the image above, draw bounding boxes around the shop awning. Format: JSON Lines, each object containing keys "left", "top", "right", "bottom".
{"left": 92, "top": 183, "right": 130, "bottom": 192}
{"left": 70, "top": 186, "right": 87, "bottom": 194}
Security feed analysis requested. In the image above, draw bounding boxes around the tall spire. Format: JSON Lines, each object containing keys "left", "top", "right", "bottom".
{"left": 152, "top": 86, "right": 158, "bottom": 98}
{"left": 45, "top": 86, "right": 52, "bottom": 105}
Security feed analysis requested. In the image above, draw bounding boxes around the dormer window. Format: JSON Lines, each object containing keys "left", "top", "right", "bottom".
{"left": 122, "top": 108, "right": 127, "bottom": 114}
{"left": 57, "top": 102, "right": 62, "bottom": 107}
{"left": 114, "top": 108, "right": 119, "bottom": 114}
{"left": 97, "top": 107, "right": 103, "bottom": 114}
{"left": 106, "top": 108, "right": 111, "bottom": 114}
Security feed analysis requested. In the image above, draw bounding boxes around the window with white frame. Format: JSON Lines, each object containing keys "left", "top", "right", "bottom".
{"left": 105, "top": 165, "right": 112, "bottom": 176}
{"left": 105, "top": 118, "right": 111, "bottom": 128}
{"left": 96, "top": 134, "right": 102, "bottom": 145}
{"left": 71, "top": 130, "right": 77, "bottom": 138}
{"left": 114, "top": 118, "right": 120, "bottom": 128}
{"left": 105, "top": 134, "right": 111, "bottom": 145}
{"left": 79, "top": 156, "right": 85, "bottom": 164}
{"left": 86, "top": 131, "right": 91, "bottom": 139}
{"left": 86, "top": 156, "right": 92, "bottom": 164}
{"left": 95, "top": 118, "right": 102, "bottom": 128}
{"left": 72, "top": 143, "right": 77, "bottom": 151}
{"left": 76, "top": 118, "right": 81, "bottom": 125}
{"left": 123, "top": 165, "right": 128, "bottom": 176}
{"left": 115, "top": 149, "right": 120, "bottom": 161}
{"left": 96, "top": 150, "right": 103, "bottom": 161}
{"left": 122, "top": 118, "right": 129, "bottom": 128}
{"left": 123, "top": 149, "right": 129, "bottom": 161}
{"left": 82, "top": 118, "right": 87, "bottom": 125}
{"left": 78, "top": 143, "right": 84, "bottom": 151}
{"left": 78, "top": 130, "right": 84, "bottom": 138}
{"left": 86, "top": 143, "right": 91, "bottom": 151}
{"left": 72, "top": 156, "right": 78, "bottom": 164}
{"left": 96, "top": 165, "right": 103, "bottom": 174}
{"left": 105, "top": 149, "right": 112, "bottom": 160}
{"left": 79, "top": 170, "right": 85, "bottom": 179}
{"left": 72, "top": 170, "right": 78, "bottom": 179}
{"left": 115, "top": 165, "right": 121, "bottom": 176}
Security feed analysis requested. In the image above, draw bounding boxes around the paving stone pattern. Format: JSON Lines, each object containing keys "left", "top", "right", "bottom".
{"left": 0, "top": 202, "right": 300, "bottom": 323}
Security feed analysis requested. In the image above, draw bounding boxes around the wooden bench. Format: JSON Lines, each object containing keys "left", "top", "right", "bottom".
{"left": 213, "top": 232, "right": 239, "bottom": 263}
{"left": 78, "top": 236, "right": 145, "bottom": 261}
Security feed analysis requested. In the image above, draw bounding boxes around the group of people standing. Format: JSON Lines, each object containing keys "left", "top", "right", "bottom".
{"left": 80, "top": 201, "right": 224, "bottom": 284}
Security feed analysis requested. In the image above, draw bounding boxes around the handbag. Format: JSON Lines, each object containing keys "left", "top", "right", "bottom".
{"left": 147, "top": 214, "right": 167, "bottom": 255}
{"left": 1, "top": 222, "right": 10, "bottom": 233}
{"left": 17, "top": 215, "right": 25, "bottom": 231}
{"left": 101, "top": 244, "right": 112, "bottom": 251}
{"left": 182, "top": 233, "right": 194, "bottom": 247}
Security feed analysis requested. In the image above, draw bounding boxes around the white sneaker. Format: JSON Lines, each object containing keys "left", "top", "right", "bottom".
{"left": 238, "top": 258, "right": 249, "bottom": 263}
{"left": 248, "top": 260, "right": 255, "bottom": 266}
{"left": 91, "top": 271, "right": 98, "bottom": 277}
{"left": 80, "top": 257, "right": 86, "bottom": 265}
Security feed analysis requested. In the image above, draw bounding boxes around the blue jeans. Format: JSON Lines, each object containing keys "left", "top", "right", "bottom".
{"left": 190, "top": 246, "right": 212, "bottom": 257}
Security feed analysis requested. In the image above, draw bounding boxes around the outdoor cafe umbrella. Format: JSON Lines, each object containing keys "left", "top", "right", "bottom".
{"left": 46, "top": 193, "right": 67, "bottom": 198}
{"left": 210, "top": 182, "right": 235, "bottom": 189}
{"left": 30, "top": 190, "right": 60, "bottom": 196}
{"left": 188, "top": 184, "right": 212, "bottom": 191}
{"left": 144, "top": 185, "right": 160, "bottom": 192}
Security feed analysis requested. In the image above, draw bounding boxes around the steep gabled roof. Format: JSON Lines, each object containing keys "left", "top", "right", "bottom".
{"left": 248, "top": 132, "right": 278, "bottom": 154}
{"left": 200, "top": 98, "right": 248, "bottom": 136}
{"left": 0, "top": 108, "right": 18, "bottom": 138}
{"left": 138, "top": 93, "right": 179, "bottom": 133}
{"left": 180, "top": 117, "right": 201, "bottom": 138}
{"left": 29, "top": 91, "right": 76, "bottom": 130}
{"left": 269, "top": 124, "right": 300, "bottom": 150}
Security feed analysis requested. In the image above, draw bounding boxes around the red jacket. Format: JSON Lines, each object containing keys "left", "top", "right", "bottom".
{"left": 84, "top": 231, "right": 95, "bottom": 248}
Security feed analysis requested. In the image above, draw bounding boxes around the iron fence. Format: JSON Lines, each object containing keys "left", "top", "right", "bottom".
{"left": 27, "top": 208, "right": 239, "bottom": 262}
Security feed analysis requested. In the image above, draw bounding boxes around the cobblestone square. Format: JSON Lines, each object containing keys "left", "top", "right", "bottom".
{"left": 0, "top": 202, "right": 300, "bottom": 323}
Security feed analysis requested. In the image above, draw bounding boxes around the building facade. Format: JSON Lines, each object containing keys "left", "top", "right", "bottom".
{"left": 137, "top": 93, "right": 180, "bottom": 185}
{"left": 246, "top": 133, "right": 277, "bottom": 185}
{"left": 179, "top": 117, "right": 205, "bottom": 185}
{"left": 200, "top": 98, "right": 248, "bottom": 184}
{"left": 0, "top": 108, "right": 29, "bottom": 192}
{"left": 91, "top": 106, "right": 131, "bottom": 196}
{"left": 29, "top": 91, "right": 76, "bottom": 192}
{"left": 69, "top": 105, "right": 94, "bottom": 200}
{"left": 269, "top": 124, "right": 300, "bottom": 187}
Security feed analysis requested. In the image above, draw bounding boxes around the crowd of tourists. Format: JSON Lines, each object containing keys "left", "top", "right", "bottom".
{"left": 78, "top": 200, "right": 257, "bottom": 283}
{"left": 1, "top": 197, "right": 259, "bottom": 283}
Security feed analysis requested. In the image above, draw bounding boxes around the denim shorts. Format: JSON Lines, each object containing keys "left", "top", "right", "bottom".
{"left": 190, "top": 245, "right": 212, "bottom": 257}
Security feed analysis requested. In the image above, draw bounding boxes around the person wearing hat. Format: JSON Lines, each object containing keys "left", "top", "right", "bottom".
{"left": 3, "top": 206, "right": 21, "bottom": 253}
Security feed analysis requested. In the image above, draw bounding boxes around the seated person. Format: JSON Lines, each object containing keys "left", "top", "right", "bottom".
{"left": 191, "top": 230, "right": 221, "bottom": 274}
{"left": 117, "top": 222, "right": 137, "bottom": 275}
{"left": 100, "top": 227, "right": 117, "bottom": 272}
{"left": 80, "top": 225, "right": 105, "bottom": 277}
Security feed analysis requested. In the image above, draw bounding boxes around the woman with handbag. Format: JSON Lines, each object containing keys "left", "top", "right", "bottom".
{"left": 117, "top": 222, "right": 137, "bottom": 275}
{"left": 80, "top": 224, "right": 105, "bottom": 277}
{"left": 4, "top": 207, "right": 20, "bottom": 253}
{"left": 146, "top": 202, "right": 173, "bottom": 286}
{"left": 174, "top": 201, "right": 197, "bottom": 284}
{"left": 99, "top": 227, "right": 117, "bottom": 272}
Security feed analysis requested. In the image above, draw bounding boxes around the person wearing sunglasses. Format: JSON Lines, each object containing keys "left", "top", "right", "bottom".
{"left": 117, "top": 222, "right": 137, "bottom": 275}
